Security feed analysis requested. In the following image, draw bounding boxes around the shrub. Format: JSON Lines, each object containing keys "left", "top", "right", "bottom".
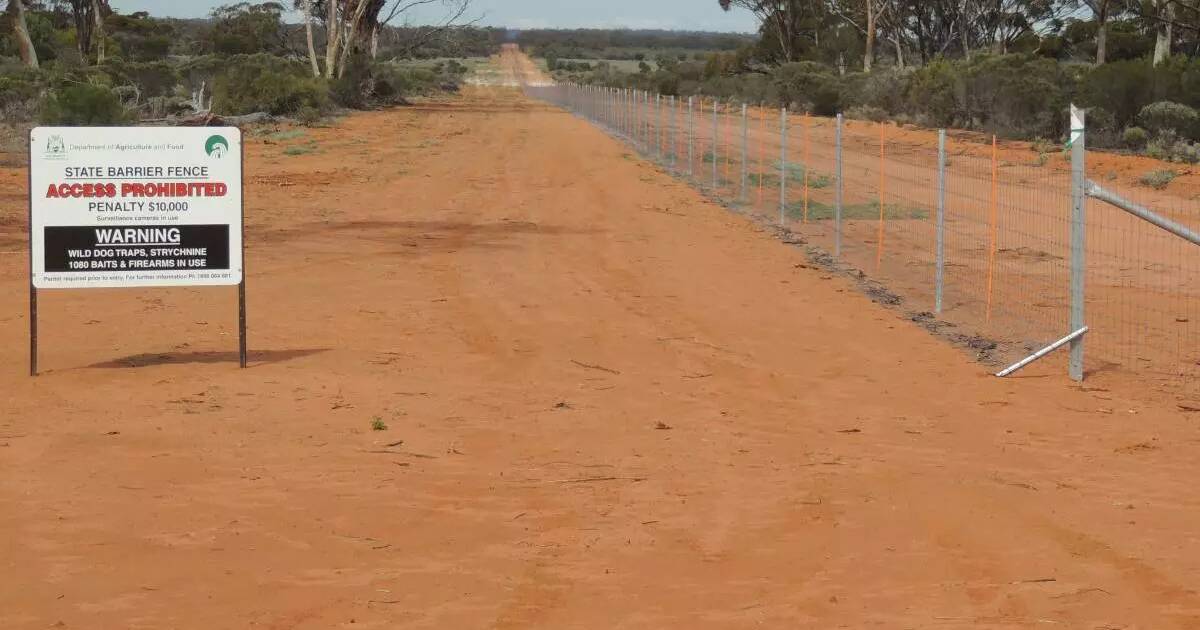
{"left": 212, "top": 54, "right": 329, "bottom": 116}
{"left": 1139, "top": 169, "right": 1177, "bottom": 189}
{"left": 958, "top": 54, "right": 1067, "bottom": 139}
{"left": 102, "top": 59, "right": 180, "bottom": 100}
{"left": 1077, "top": 60, "right": 1154, "bottom": 129}
{"left": 772, "top": 61, "right": 840, "bottom": 116}
{"left": 905, "top": 59, "right": 960, "bottom": 128}
{"left": 1146, "top": 129, "right": 1200, "bottom": 163}
{"left": 0, "top": 65, "right": 45, "bottom": 121}
{"left": 1122, "top": 126, "right": 1149, "bottom": 148}
{"left": 1137, "top": 101, "right": 1199, "bottom": 140}
{"left": 40, "top": 84, "right": 132, "bottom": 125}
{"left": 845, "top": 105, "right": 888, "bottom": 122}
{"left": 856, "top": 69, "right": 907, "bottom": 114}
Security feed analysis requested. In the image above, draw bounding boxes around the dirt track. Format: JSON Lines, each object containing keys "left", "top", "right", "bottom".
{"left": 3, "top": 76, "right": 1200, "bottom": 627}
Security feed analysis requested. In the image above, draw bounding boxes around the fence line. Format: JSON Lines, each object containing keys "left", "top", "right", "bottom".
{"left": 526, "top": 83, "right": 1200, "bottom": 394}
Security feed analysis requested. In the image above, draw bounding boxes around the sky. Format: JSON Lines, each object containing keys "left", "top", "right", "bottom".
{"left": 107, "top": 0, "right": 760, "bottom": 33}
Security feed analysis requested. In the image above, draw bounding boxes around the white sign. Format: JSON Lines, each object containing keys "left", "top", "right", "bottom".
{"left": 29, "top": 127, "right": 243, "bottom": 289}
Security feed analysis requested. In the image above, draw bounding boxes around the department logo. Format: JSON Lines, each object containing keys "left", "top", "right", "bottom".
{"left": 205, "top": 135, "right": 229, "bottom": 158}
{"left": 45, "top": 135, "right": 67, "bottom": 160}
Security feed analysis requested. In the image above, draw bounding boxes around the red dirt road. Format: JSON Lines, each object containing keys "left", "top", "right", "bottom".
{"left": 2, "top": 87, "right": 1200, "bottom": 629}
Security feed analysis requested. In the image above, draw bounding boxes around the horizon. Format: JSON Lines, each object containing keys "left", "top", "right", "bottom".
{"left": 106, "top": 0, "right": 760, "bottom": 34}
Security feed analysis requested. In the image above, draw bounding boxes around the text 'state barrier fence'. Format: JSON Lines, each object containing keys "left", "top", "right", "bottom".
{"left": 526, "top": 84, "right": 1199, "bottom": 393}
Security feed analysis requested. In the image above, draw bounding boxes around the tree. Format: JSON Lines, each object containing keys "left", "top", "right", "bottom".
{"left": 300, "top": 0, "right": 320, "bottom": 76}
{"left": 60, "top": 0, "right": 111, "bottom": 64}
{"left": 299, "top": 0, "right": 475, "bottom": 78}
{"left": 1153, "top": 0, "right": 1174, "bottom": 64}
{"left": 209, "top": 2, "right": 286, "bottom": 55}
{"left": 826, "top": 0, "right": 893, "bottom": 72}
{"left": 6, "top": 0, "right": 39, "bottom": 67}
{"left": 719, "top": 0, "right": 817, "bottom": 63}
{"left": 1081, "top": 0, "right": 1117, "bottom": 63}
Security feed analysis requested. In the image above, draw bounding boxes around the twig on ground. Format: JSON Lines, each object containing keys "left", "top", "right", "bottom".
{"left": 571, "top": 360, "right": 621, "bottom": 375}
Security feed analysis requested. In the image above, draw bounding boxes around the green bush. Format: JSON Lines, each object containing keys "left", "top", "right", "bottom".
{"left": 1137, "top": 101, "right": 1199, "bottom": 140}
{"left": 772, "top": 62, "right": 840, "bottom": 116}
{"left": 1139, "top": 169, "right": 1177, "bottom": 189}
{"left": 905, "top": 59, "right": 960, "bottom": 127}
{"left": 102, "top": 59, "right": 180, "bottom": 100}
{"left": 212, "top": 54, "right": 328, "bottom": 116}
{"left": 1077, "top": 60, "right": 1154, "bottom": 130}
{"left": 845, "top": 105, "right": 887, "bottom": 122}
{"left": 40, "top": 84, "right": 132, "bottom": 125}
{"left": 0, "top": 65, "right": 45, "bottom": 120}
{"left": 1122, "top": 126, "right": 1149, "bottom": 148}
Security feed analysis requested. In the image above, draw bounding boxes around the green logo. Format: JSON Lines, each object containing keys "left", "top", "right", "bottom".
{"left": 205, "top": 134, "right": 229, "bottom": 158}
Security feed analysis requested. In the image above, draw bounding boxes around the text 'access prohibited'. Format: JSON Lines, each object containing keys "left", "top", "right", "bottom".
{"left": 29, "top": 127, "right": 243, "bottom": 289}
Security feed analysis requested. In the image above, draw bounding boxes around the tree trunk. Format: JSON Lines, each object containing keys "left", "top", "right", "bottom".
{"left": 8, "top": 0, "right": 39, "bottom": 68}
{"left": 324, "top": 0, "right": 340, "bottom": 78}
{"left": 1153, "top": 0, "right": 1173, "bottom": 66}
{"left": 370, "top": 24, "right": 379, "bottom": 60}
{"left": 864, "top": 1, "right": 875, "bottom": 73}
{"left": 892, "top": 36, "right": 904, "bottom": 69}
{"left": 335, "top": 0, "right": 370, "bottom": 79}
{"left": 302, "top": 0, "right": 320, "bottom": 76}
{"left": 1095, "top": 3, "right": 1108, "bottom": 65}
{"left": 73, "top": 2, "right": 92, "bottom": 64}
{"left": 92, "top": 0, "right": 105, "bottom": 64}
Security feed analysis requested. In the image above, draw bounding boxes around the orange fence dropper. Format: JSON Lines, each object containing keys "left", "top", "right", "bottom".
{"left": 803, "top": 112, "right": 811, "bottom": 223}
{"left": 757, "top": 103, "right": 765, "bottom": 207}
{"left": 876, "top": 122, "right": 886, "bottom": 271}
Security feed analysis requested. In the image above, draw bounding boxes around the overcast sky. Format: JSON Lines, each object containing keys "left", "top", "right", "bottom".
{"left": 107, "top": 0, "right": 759, "bottom": 33}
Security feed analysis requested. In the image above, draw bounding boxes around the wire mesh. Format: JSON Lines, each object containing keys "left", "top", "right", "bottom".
{"left": 525, "top": 83, "right": 1200, "bottom": 396}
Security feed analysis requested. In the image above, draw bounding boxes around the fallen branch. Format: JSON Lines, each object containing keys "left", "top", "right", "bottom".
{"left": 571, "top": 360, "right": 621, "bottom": 375}
{"left": 551, "top": 476, "right": 646, "bottom": 484}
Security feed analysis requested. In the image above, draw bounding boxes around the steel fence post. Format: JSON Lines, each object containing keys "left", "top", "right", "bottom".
{"left": 780, "top": 107, "right": 788, "bottom": 225}
{"left": 670, "top": 95, "right": 677, "bottom": 173}
{"left": 645, "top": 90, "right": 650, "bottom": 152}
{"left": 936, "top": 129, "right": 946, "bottom": 314}
{"left": 1069, "top": 104, "right": 1087, "bottom": 381}
{"left": 740, "top": 103, "right": 748, "bottom": 202}
{"left": 835, "top": 113, "right": 843, "bottom": 256}
{"left": 691, "top": 96, "right": 700, "bottom": 178}
{"left": 712, "top": 99, "right": 719, "bottom": 190}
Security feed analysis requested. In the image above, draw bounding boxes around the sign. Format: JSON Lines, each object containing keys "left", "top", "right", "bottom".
{"left": 29, "top": 127, "right": 243, "bottom": 289}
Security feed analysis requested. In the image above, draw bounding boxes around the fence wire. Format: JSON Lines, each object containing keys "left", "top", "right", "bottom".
{"left": 528, "top": 84, "right": 1200, "bottom": 396}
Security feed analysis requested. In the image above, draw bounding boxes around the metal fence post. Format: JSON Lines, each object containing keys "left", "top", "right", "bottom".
{"left": 780, "top": 107, "right": 788, "bottom": 225}
{"left": 712, "top": 99, "right": 719, "bottom": 189}
{"left": 688, "top": 96, "right": 695, "bottom": 178}
{"left": 740, "top": 103, "right": 748, "bottom": 201}
{"left": 670, "top": 95, "right": 677, "bottom": 173}
{"left": 835, "top": 113, "right": 843, "bottom": 256}
{"left": 1069, "top": 104, "right": 1087, "bottom": 381}
{"left": 936, "top": 129, "right": 946, "bottom": 314}
{"left": 657, "top": 94, "right": 667, "bottom": 162}
{"left": 646, "top": 90, "right": 651, "bottom": 152}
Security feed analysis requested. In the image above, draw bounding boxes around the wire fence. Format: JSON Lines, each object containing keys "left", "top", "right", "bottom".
{"left": 526, "top": 83, "right": 1200, "bottom": 395}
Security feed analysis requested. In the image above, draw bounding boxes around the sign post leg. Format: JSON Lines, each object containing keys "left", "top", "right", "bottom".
{"left": 238, "top": 280, "right": 247, "bottom": 368}
{"left": 29, "top": 284, "right": 37, "bottom": 376}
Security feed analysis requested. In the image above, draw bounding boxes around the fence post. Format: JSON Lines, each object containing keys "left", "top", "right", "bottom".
{"left": 936, "top": 129, "right": 946, "bottom": 314}
{"left": 688, "top": 96, "right": 695, "bottom": 178}
{"left": 1069, "top": 104, "right": 1087, "bottom": 381}
{"left": 670, "top": 95, "right": 677, "bottom": 173}
{"left": 835, "top": 113, "right": 843, "bottom": 257}
{"left": 712, "top": 99, "right": 719, "bottom": 189}
{"left": 740, "top": 103, "right": 748, "bottom": 202}
{"left": 780, "top": 107, "right": 788, "bottom": 225}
